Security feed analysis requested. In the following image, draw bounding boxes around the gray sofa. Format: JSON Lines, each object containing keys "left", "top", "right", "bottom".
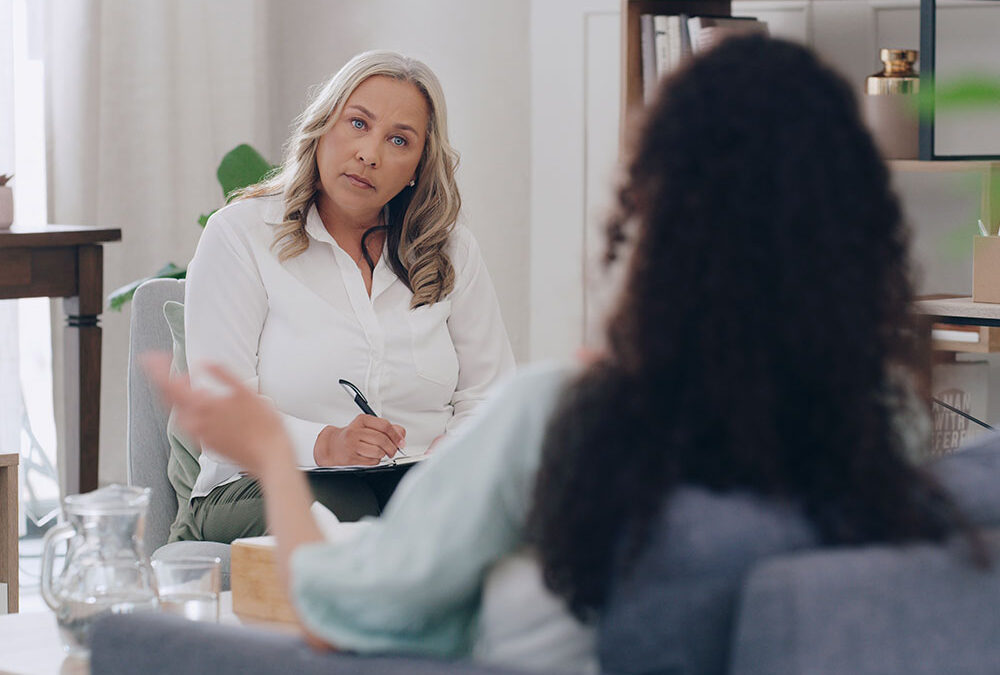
{"left": 92, "top": 437, "right": 1000, "bottom": 674}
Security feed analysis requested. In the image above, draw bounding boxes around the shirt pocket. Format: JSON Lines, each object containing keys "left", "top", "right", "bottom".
{"left": 407, "top": 300, "right": 459, "bottom": 388}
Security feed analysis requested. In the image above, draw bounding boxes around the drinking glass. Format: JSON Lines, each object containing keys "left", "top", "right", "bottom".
{"left": 152, "top": 556, "right": 221, "bottom": 622}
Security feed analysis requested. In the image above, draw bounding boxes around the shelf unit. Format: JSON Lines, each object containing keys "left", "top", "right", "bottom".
{"left": 620, "top": 0, "right": 731, "bottom": 147}
{"left": 915, "top": 296, "right": 1000, "bottom": 353}
{"left": 889, "top": 160, "right": 1000, "bottom": 235}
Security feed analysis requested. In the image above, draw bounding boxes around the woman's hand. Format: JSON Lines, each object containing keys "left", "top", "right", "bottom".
{"left": 142, "top": 353, "right": 293, "bottom": 476}
{"left": 314, "top": 415, "right": 407, "bottom": 466}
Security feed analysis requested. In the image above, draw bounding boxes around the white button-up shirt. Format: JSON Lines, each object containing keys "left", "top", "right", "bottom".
{"left": 185, "top": 195, "right": 515, "bottom": 498}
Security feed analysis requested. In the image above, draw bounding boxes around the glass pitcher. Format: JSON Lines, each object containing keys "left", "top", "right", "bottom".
{"left": 41, "top": 484, "right": 159, "bottom": 657}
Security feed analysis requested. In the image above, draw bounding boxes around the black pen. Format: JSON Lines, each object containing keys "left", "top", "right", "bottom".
{"left": 337, "top": 379, "right": 407, "bottom": 459}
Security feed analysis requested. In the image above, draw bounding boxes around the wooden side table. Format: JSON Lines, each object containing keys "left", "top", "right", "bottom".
{"left": 0, "top": 452, "right": 18, "bottom": 613}
{"left": 0, "top": 224, "right": 122, "bottom": 496}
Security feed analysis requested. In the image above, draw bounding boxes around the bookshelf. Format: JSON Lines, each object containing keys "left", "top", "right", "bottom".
{"left": 889, "top": 160, "right": 999, "bottom": 240}
{"left": 620, "top": 0, "right": 730, "bottom": 147}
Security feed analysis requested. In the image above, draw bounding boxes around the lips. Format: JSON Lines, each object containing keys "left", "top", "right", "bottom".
{"left": 345, "top": 173, "right": 375, "bottom": 190}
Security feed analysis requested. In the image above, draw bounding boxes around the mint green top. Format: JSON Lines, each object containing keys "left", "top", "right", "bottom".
{"left": 289, "top": 364, "right": 571, "bottom": 657}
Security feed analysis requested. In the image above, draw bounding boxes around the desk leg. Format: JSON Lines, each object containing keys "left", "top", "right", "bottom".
{"left": 63, "top": 245, "right": 103, "bottom": 495}
{"left": 0, "top": 460, "right": 17, "bottom": 613}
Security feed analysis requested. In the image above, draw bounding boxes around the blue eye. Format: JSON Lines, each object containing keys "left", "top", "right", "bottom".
{"left": 351, "top": 119, "right": 365, "bottom": 130}
{"left": 390, "top": 136, "right": 407, "bottom": 147}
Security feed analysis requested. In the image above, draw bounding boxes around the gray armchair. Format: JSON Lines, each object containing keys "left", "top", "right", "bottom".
{"left": 127, "top": 278, "right": 230, "bottom": 584}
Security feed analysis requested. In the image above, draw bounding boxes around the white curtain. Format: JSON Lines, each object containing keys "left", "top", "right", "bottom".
{"left": 44, "top": 0, "right": 276, "bottom": 491}
{"left": 1, "top": 0, "right": 16, "bottom": 465}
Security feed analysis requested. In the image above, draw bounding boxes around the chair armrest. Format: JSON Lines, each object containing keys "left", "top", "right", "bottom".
{"left": 90, "top": 613, "right": 534, "bottom": 675}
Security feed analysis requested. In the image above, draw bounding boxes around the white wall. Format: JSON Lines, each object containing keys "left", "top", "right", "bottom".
{"left": 530, "top": 0, "right": 620, "bottom": 361}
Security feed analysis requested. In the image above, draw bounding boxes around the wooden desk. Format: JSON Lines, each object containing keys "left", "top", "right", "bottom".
{"left": 0, "top": 225, "right": 122, "bottom": 495}
{"left": 915, "top": 296, "right": 1000, "bottom": 328}
{"left": 0, "top": 453, "right": 17, "bottom": 614}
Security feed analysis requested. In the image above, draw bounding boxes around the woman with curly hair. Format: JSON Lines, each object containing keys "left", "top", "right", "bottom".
{"left": 176, "top": 51, "right": 515, "bottom": 543}
{"left": 148, "top": 36, "right": 986, "bottom": 673}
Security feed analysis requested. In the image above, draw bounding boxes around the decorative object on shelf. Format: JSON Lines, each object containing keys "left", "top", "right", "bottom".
{"left": 106, "top": 144, "right": 275, "bottom": 310}
{"left": 973, "top": 234, "right": 1000, "bottom": 303}
{"left": 862, "top": 49, "right": 919, "bottom": 160}
{"left": 0, "top": 173, "right": 13, "bottom": 229}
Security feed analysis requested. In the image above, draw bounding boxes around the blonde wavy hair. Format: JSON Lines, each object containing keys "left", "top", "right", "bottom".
{"left": 239, "top": 50, "right": 461, "bottom": 307}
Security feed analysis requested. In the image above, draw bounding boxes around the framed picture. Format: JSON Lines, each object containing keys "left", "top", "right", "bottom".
{"left": 919, "top": 0, "right": 1000, "bottom": 160}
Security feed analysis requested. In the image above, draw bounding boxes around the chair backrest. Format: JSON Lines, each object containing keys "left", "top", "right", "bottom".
{"left": 730, "top": 530, "right": 1000, "bottom": 674}
{"left": 127, "top": 278, "right": 185, "bottom": 553}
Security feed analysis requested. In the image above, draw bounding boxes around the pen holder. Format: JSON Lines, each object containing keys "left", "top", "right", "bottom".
{"left": 973, "top": 235, "right": 1000, "bottom": 303}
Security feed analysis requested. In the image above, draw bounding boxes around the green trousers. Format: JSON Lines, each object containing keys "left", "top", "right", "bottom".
{"left": 169, "top": 467, "right": 411, "bottom": 544}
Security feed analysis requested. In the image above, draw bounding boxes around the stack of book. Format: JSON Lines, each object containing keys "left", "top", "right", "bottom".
{"left": 640, "top": 14, "right": 768, "bottom": 102}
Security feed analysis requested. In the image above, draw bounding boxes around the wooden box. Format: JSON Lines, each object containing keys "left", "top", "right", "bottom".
{"left": 230, "top": 536, "right": 297, "bottom": 624}
{"left": 973, "top": 236, "right": 1000, "bottom": 303}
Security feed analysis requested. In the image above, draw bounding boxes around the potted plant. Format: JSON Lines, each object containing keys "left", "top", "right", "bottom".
{"left": 107, "top": 144, "right": 274, "bottom": 310}
{"left": 0, "top": 173, "right": 13, "bottom": 229}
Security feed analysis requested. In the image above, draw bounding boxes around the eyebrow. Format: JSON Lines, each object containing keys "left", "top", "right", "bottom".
{"left": 346, "top": 104, "right": 420, "bottom": 136}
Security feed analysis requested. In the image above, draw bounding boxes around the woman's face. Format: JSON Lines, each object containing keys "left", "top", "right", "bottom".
{"left": 315, "top": 75, "right": 429, "bottom": 227}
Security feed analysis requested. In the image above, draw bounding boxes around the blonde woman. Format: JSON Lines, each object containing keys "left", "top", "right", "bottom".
{"left": 174, "top": 51, "right": 515, "bottom": 543}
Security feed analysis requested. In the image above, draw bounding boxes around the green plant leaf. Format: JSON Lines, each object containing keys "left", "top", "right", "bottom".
{"left": 198, "top": 209, "right": 216, "bottom": 228}
{"left": 217, "top": 144, "right": 275, "bottom": 202}
{"left": 917, "top": 76, "right": 1000, "bottom": 119}
{"left": 106, "top": 262, "right": 187, "bottom": 311}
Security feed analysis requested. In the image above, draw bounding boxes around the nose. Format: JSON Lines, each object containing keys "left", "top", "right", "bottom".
{"left": 356, "top": 142, "right": 379, "bottom": 169}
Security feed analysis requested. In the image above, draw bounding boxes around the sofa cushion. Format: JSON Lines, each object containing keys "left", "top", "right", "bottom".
{"left": 730, "top": 529, "right": 1000, "bottom": 675}
{"left": 598, "top": 487, "right": 818, "bottom": 675}
{"left": 928, "top": 432, "right": 1000, "bottom": 527}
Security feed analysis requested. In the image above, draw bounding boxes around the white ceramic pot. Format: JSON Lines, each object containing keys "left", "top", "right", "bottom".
{"left": 0, "top": 186, "right": 12, "bottom": 229}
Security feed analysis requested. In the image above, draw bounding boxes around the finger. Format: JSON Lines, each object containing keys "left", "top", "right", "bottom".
{"left": 358, "top": 430, "right": 397, "bottom": 458}
{"left": 352, "top": 443, "right": 385, "bottom": 465}
{"left": 141, "top": 352, "right": 188, "bottom": 409}
{"left": 202, "top": 362, "right": 249, "bottom": 392}
{"left": 140, "top": 351, "right": 174, "bottom": 388}
{"left": 359, "top": 415, "right": 405, "bottom": 447}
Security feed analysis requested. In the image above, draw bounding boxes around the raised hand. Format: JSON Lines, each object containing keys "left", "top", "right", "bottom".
{"left": 142, "top": 352, "right": 293, "bottom": 476}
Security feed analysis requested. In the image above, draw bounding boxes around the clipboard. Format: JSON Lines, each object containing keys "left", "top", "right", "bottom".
{"left": 300, "top": 453, "right": 425, "bottom": 474}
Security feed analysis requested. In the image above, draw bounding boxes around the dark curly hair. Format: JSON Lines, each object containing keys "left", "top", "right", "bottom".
{"left": 528, "top": 35, "right": 978, "bottom": 619}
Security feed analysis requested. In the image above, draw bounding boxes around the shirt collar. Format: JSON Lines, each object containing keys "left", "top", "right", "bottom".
{"left": 304, "top": 203, "right": 337, "bottom": 246}
{"left": 304, "top": 202, "right": 391, "bottom": 268}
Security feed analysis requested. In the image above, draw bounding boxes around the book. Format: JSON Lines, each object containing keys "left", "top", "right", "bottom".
{"left": 666, "top": 15, "right": 684, "bottom": 71}
{"left": 678, "top": 13, "right": 693, "bottom": 61}
{"left": 653, "top": 15, "right": 671, "bottom": 81}
{"left": 300, "top": 452, "right": 425, "bottom": 474}
{"left": 931, "top": 325, "right": 981, "bottom": 344}
{"left": 640, "top": 14, "right": 658, "bottom": 103}
{"left": 687, "top": 15, "right": 769, "bottom": 54}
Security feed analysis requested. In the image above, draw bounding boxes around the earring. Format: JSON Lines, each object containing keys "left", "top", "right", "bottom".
{"left": 408, "top": 179, "right": 416, "bottom": 187}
